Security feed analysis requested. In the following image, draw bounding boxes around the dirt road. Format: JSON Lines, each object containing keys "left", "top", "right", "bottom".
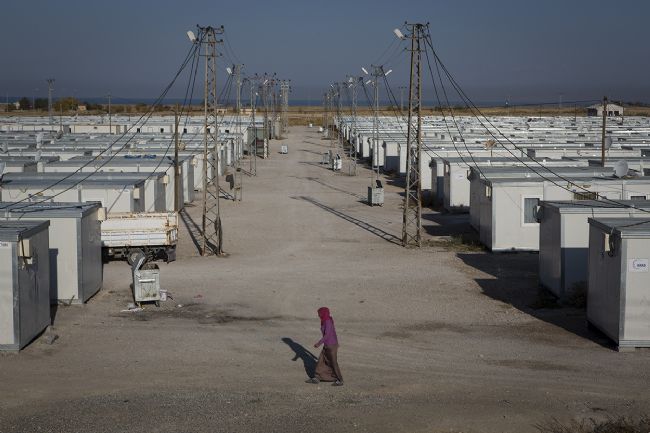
{"left": 1, "top": 127, "right": 648, "bottom": 433}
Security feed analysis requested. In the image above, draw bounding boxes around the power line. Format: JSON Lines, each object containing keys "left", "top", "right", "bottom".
{"left": 2, "top": 35, "right": 201, "bottom": 211}
{"left": 422, "top": 29, "right": 650, "bottom": 216}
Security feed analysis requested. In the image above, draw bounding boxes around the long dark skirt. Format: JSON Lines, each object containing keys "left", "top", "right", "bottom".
{"left": 315, "top": 345, "right": 343, "bottom": 382}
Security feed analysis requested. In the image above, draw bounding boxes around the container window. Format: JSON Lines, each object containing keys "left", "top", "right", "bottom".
{"left": 574, "top": 191, "right": 598, "bottom": 200}
{"left": 523, "top": 197, "right": 540, "bottom": 224}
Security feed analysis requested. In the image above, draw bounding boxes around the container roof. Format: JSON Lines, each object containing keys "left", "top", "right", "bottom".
{"left": 588, "top": 217, "right": 650, "bottom": 237}
{"left": 541, "top": 199, "right": 650, "bottom": 213}
{"left": 0, "top": 220, "right": 49, "bottom": 241}
{"left": 0, "top": 201, "right": 101, "bottom": 218}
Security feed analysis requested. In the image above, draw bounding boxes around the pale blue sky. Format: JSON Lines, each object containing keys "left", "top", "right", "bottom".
{"left": 2, "top": 0, "right": 649, "bottom": 103}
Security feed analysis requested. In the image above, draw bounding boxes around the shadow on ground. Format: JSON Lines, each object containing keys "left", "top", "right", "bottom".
{"left": 291, "top": 176, "right": 364, "bottom": 200}
{"left": 422, "top": 212, "right": 475, "bottom": 237}
{"left": 282, "top": 338, "right": 317, "bottom": 378}
{"left": 179, "top": 209, "right": 202, "bottom": 254}
{"left": 291, "top": 195, "right": 401, "bottom": 246}
{"left": 457, "top": 252, "right": 612, "bottom": 349}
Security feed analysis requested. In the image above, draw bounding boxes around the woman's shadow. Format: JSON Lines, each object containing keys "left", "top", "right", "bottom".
{"left": 281, "top": 337, "right": 317, "bottom": 377}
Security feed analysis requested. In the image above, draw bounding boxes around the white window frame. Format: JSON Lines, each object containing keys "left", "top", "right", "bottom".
{"left": 521, "top": 195, "right": 543, "bottom": 227}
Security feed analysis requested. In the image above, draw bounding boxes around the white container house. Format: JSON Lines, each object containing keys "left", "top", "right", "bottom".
{"left": 477, "top": 176, "right": 650, "bottom": 251}
{"left": 0, "top": 220, "right": 50, "bottom": 351}
{"left": 1, "top": 202, "right": 103, "bottom": 304}
{"left": 537, "top": 200, "right": 650, "bottom": 299}
{"left": 587, "top": 218, "right": 650, "bottom": 351}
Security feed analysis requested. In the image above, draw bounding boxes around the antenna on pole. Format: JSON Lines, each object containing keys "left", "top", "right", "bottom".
{"left": 46, "top": 79, "right": 55, "bottom": 124}
{"left": 402, "top": 23, "right": 426, "bottom": 248}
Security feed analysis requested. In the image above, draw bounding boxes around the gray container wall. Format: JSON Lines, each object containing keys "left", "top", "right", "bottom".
{"left": 587, "top": 221, "right": 650, "bottom": 350}
{"left": 0, "top": 222, "right": 50, "bottom": 351}
{"left": 3, "top": 206, "right": 102, "bottom": 304}
{"left": 538, "top": 204, "right": 650, "bottom": 299}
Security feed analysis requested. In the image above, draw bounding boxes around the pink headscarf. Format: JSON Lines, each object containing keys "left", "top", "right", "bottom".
{"left": 318, "top": 307, "right": 332, "bottom": 325}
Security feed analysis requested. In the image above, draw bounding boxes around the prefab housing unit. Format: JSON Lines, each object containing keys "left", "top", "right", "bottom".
{"left": 468, "top": 165, "right": 614, "bottom": 232}
{"left": 0, "top": 179, "right": 146, "bottom": 213}
{"left": 478, "top": 176, "right": 650, "bottom": 251}
{"left": 4, "top": 172, "right": 167, "bottom": 213}
{"left": 47, "top": 156, "right": 193, "bottom": 207}
{"left": 537, "top": 200, "right": 650, "bottom": 300}
{"left": 0, "top": 220, "right": 50, "bottom": 351}
{"left": 382, "top": 141, "right": 403, "bottom": 173}
{"left": 443, "top": 158, "right": 590, "bottom": 213}
{"left": 587, "top": 218, "right": 650, "bottom": 350}
{"left": 1, "top": 202, "right": 103, "bottom": 304}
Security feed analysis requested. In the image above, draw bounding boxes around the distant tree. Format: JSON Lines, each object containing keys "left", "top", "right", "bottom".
{"left": 53, "top": 97, "right": 80, "bottom": 111}
{"left": 18, "top": 97, "right": 30, "bottom": 110}
{"left": 34, "top": 98, "right": 48, "bottom": 110}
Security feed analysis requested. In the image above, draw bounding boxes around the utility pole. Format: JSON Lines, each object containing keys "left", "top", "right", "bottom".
{"left": 198, "top": 25, "right": 225, "bottom": 256}
{"left": 330, "top": 83, "right": 342, "bottom": 166}
{"left": 402, "top": 23, "right": 426, "bottom": 248}
{"left": 574, "top": 104, "right": 577, "bottom": 122}
{"left": 370, "top": 67, "right": 384, "bottom": 188}
{"left": 174, "top": 105, "right": 181, "bottom": 211}
{"left": 601, "top": 96, "right": 608, "bottom": 167}
{"left": 322, "top": 92, "right": 327, "bottom": 136}
{"left": 32, "top": 88, "right": 38, "bottom": 112}
{"left": 349, "top": 76, "right": 358, "bottom": 176}
{"left": 108, "top": 92, "right": 112, "bottom": 134}
{"left": 621, "top": 101, "right": 625, "bottom": 126}
{"left": 328, "top": 90, "right": 334, "bottom": 147}
{"left": 233, "top": 64, "right": 243, "bottom": 201}
{"left": 325, "top": 92, "right": 330, "bottom": 140}
{"left": 263, "top": 77, "right": 269, "bottom": 143}
{"left": 46, "top": 79, "right": 55, "bottom": 124}
{"left": 272, "top": 82, "right": 278, "bottom": 139}
{"left": 279, "top": 80, "right": 290, "bottom": 138}
{"left": 249, "top": 79, "right": 257, "bottom": 175}
{"left": 59, "top": 102, "right": 63, "bottom": 135}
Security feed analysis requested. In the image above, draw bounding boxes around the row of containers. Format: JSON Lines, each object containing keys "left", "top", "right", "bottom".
{"left": 0, "top": 203, "right": 101, "bottom": 351}
{"left": 0, "top": 116, "right": 276, "bottom": 351}
{"left": 336, "top": 115, "right": 650, "bottom": 351}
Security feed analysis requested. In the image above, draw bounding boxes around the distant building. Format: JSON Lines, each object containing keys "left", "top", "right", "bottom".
{"left": 77, "top": 105, "right": 87, "bottom": 112}
{"left": 587, "top": 103, "right": 624, "bottom": 117}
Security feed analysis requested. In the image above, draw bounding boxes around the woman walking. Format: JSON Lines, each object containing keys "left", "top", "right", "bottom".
{"left": 307, "top": 307, "right": 344, "bottom": 386}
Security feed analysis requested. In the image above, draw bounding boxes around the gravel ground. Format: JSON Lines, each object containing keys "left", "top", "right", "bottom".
{"left": 1, "top": 127, "right": 649, "bottom": 433}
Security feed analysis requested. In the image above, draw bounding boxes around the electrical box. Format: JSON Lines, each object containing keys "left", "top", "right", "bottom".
{"left": 368, "top": 186, "right": 384, "bottom": 206}
{"left": 133, "top": 263, "right": 161, "bottom": 305}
